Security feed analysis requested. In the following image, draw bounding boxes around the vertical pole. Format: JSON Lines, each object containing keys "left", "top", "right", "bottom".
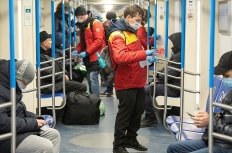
{"left": 153, "top": 0, "right": 158, "bottom": 50}
{"left": 178, "top": 0, "right": 186, "bottom": 141}
{"left": 51, "top": 0, "right": 56, "bottom": 127}
{"left": 35, "top": 0, "right": 41, "bottom": 116}
{"left": 73, "top": 0, "right": 77, "bottom": 47}
{"left": 62, "top": 0, "right": 67, "bottom": 116}
{"left": 69, "top": 1, "right": 73, "bottom": 80}
{"left": 208, "top": 0, "right": 216, "bottom": 152}
{"left": 146, "top": 0, "right": 150, "bottom": 84}
{"left": 163, "top": 0, "right": 169, "bottom": 128}
{"left": 9, "top": 0, "right": 16, "bottom": 152}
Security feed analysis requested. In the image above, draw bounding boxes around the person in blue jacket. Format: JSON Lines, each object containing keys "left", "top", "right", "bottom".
{"left": 0, "top": 59, "right": 60, "bottom": 153}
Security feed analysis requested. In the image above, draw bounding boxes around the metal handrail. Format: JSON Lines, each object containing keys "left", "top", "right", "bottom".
{"left": 40, "top": 84, "right": 53, "bottom": 90}
{"left": 184, "top": 70, "right": 200, "bottom": 76}
{"left": 0, "top": 102, "right": 12, "bottom": 109}
{"left": 167, "top": 66, "right": 181, "bottom": 72}
{"left": 40, "top": 66, "right": 53, "bottom": 71}
{"left": 22, "top": 89, "right": 37, "bottom": 93}
{"left": 0, "top": 133, "right": 12, "bottom": 141}
{"left": 40, "top": 71, "right": 63, "bottom": 80}
{"left": 157, "top": 57, "right": 181, "bottom": 65}
{"left": 155, "top": 71, "right": 181, "bottom": 80}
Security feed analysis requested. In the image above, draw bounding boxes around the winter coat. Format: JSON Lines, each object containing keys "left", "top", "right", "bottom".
{"left": 137, "top": 26, "right": 154, "bottom": 49}
{"left": 0, "top": 59, "right": 41, "bottom": 153}
{"left": 76, "top": 17, "right": 106, "bottom": 71}
{"left": 55, "top": 12, "right": 74, "bottom": 49}
{"left": 40, "top": 48, "right": 64, "bottom": 94}
{"left": 202, "top": 90, "right": 232, "bottom": 151}
{"left": 157, "top": 32, "right": 181, "bottom": 96}
{"left": 107, "top": 19, "right": 147, "bottom": 90}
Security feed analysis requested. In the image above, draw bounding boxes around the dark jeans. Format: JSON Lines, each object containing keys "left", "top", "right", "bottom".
{"left": 167, "top": 140, "right": 231, "bottom": 153}
{"left": 145, "top": 84, "right": 180, "bottom": 118}
{"left": 114, "top": 88, "right": 145, "bottom": 146}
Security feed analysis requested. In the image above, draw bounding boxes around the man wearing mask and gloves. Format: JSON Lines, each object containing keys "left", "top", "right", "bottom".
{"left": 107, "top": 4, "right": 157, "bottom": 153}
{"left": 0, "top": 59, "right": 61, "bottom": 153}
{"left": 167, "top": 50, "right": 232, "bottom": 153}
{"left": 73, "top": 6, "right": 106, "bottom": 96}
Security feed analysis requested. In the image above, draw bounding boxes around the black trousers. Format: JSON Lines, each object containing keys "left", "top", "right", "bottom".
{"left": 114, "top": 88, "right": 145, "bottom": 146}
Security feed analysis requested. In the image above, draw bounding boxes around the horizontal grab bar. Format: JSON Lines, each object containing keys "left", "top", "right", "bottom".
{"left": 22, "top": 88, "right": 37, "bottom": 93}
{"left": 213, "top": 103, "right": 232, "bottom": 111}
{"left": 0, "top": 102, "right": 12, "bottom": 109}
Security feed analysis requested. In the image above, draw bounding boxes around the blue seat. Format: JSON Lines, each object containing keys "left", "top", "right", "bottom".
{"left": 41, "top": 92, "right": 65, "bottom": 99}
{"left": 166, "top": 76, "right": 223, "bottom": 126}
{"left": 172, "top": 77, "right": 231, "bottom": 141}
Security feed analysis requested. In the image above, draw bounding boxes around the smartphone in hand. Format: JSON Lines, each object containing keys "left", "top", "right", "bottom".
{"left": 186, "top": 112, "right": 195, "bottom": 117}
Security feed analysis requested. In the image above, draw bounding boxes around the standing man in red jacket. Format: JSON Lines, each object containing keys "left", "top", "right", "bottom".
{"left": 74, "top": 6, "right": 106, "bottom": 96}
{"left": 107, "top": 5, "right": 157, "bottom": 153}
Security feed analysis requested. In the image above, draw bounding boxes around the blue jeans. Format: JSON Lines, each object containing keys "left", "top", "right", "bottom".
{"left": 167, "top": 140, "right": 231, "bottom": 153}
{"left": 87, "top": 71, "right": 100, "bottom": 96}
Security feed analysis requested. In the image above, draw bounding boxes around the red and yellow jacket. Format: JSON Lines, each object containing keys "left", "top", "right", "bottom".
{"left": 108, "top": 30, "right": 147, "bottom": 90}
{"left": 137, "top": 26, "right": 154, "bottom": 49}
{"left": 76, "top": 19, "right": 106, "bottom": 62}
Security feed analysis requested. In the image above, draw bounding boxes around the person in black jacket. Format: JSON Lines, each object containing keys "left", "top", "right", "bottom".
{"left": 167, "top": 51, "right": 232, "bottom": 153}
{"left": 0, "top": 59, "right": 60, "bottom": 153}
{"left": 141, "top": 32, "right": 181, "bottom": 127}
{"left": 40, "top": 31, "right": 87, "bottom": 94}
{"left": 55, "top": 1, "right": 74, "bottom": 50}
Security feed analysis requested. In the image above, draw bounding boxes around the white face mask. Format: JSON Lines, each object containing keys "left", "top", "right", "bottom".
{"left": 130, "top": 21, "right": 141, "bottom": 31}
{"left": 76, "top": 18, "right": 84, "bottom": 23}
{"left": 17, "top": 80, "right": 27, "bottom": 90}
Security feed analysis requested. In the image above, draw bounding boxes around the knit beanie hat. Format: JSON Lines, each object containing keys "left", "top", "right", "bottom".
{"left": 75, "top": 6, "right": 87, "bottom": 16}
{"left": 16, "top": 60, "right": 35, "bottom": 84}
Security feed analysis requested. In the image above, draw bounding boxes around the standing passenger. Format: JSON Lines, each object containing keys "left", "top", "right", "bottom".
{"left": 107, "top": 5, "right": 157, "bottom": 153}
{"left": 99, "top": 11, "right": 117, "bottom": 97}
{"left": 74, "top": 6, "right": 106, "bottom": 96}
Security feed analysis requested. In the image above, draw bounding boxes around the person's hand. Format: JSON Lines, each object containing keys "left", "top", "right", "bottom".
{"left": 36, "top": 119, "right": 47, "bottom": 128}
{"left": 65, "top": 75, "right": 69, "bottom": 81}
{"left": 147, "top": 56, "right": 157, "bottom": 64}
{"left": 192, "top": 112, "right": 209, "bottom": 128}
{"left": 71, "top": 50, "right": 79, "bottom": 57}
{"left": 145, "top": 50, "right": 154, "bottom": 56}
{"left": 78, "top": 51, "right": 87, "bottom": 58}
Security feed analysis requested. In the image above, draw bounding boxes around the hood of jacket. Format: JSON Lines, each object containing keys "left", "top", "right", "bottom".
{"left": 0, "top": 59, "right": 22, "bottom": 102}
{"left": 168, "top": 32, "right": 181, "bottom": 54}
{"left": 107, "top": 19, "right": 136, "bottom": 37}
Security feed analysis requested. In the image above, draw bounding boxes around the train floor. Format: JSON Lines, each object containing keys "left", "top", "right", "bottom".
{"left": 56, "top": 90, "right": 176, "bottom": 153}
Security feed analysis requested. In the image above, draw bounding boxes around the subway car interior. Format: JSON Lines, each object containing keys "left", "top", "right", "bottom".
{"left": 1, "top": 0, "right": 232, "bottom": 153}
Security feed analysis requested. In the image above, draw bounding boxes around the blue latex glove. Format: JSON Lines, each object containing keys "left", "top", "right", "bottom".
{"left": 146, "top": 50, "right": 154, "bottom": 56}
{"left": 71, "top": 50, "right": 79, "bottom": 57}
{"left": 147, "top": 56, "right": 157, "bottom": 64}
{"left": 78, "top": 51, "right": 87, "bottom": 58}
{"left": 96, "top": 52, "right": 106, "bottom": 69}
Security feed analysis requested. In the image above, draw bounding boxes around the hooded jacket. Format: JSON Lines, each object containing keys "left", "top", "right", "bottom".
{"left": 107, "top": 19, "right": 147, "bottom": 90}
{"left": 0, "top": 59, "right": 41, "bottom": 153}
{"left": 158, "top": 32, "right": 181, "bottom": 96}
{"left": 76, "top": 17, "right": 106, "bottom": 71}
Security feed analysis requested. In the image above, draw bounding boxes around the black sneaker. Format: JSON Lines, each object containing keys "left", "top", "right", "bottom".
{"left": 100, "top": 91, "right": 113, "bottom": 97}
{"left": 113, "top": 145, "right": 129, "bottom": 153}
{"left": 140, "top": 117, "right": 155, "bottom": 128}
{"left": 124, "top": 139, "right": 148, "bottom": 151}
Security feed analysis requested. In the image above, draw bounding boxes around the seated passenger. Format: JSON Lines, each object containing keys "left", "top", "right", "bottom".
{"left": 40, "top": 31, "right": 86, "bottom": 94}
{"left": 167, "top": 50, "right": 232, "bottom": 153}
{"left": 0, "top": 59, "right": 60, "bottom": 153}
{"left": 141, "top": 32, "right": 181, "bottom": 127}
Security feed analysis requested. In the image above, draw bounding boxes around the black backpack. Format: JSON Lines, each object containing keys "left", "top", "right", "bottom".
{"left": 63, "top": 91, "right": 101, "bottom": 125}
